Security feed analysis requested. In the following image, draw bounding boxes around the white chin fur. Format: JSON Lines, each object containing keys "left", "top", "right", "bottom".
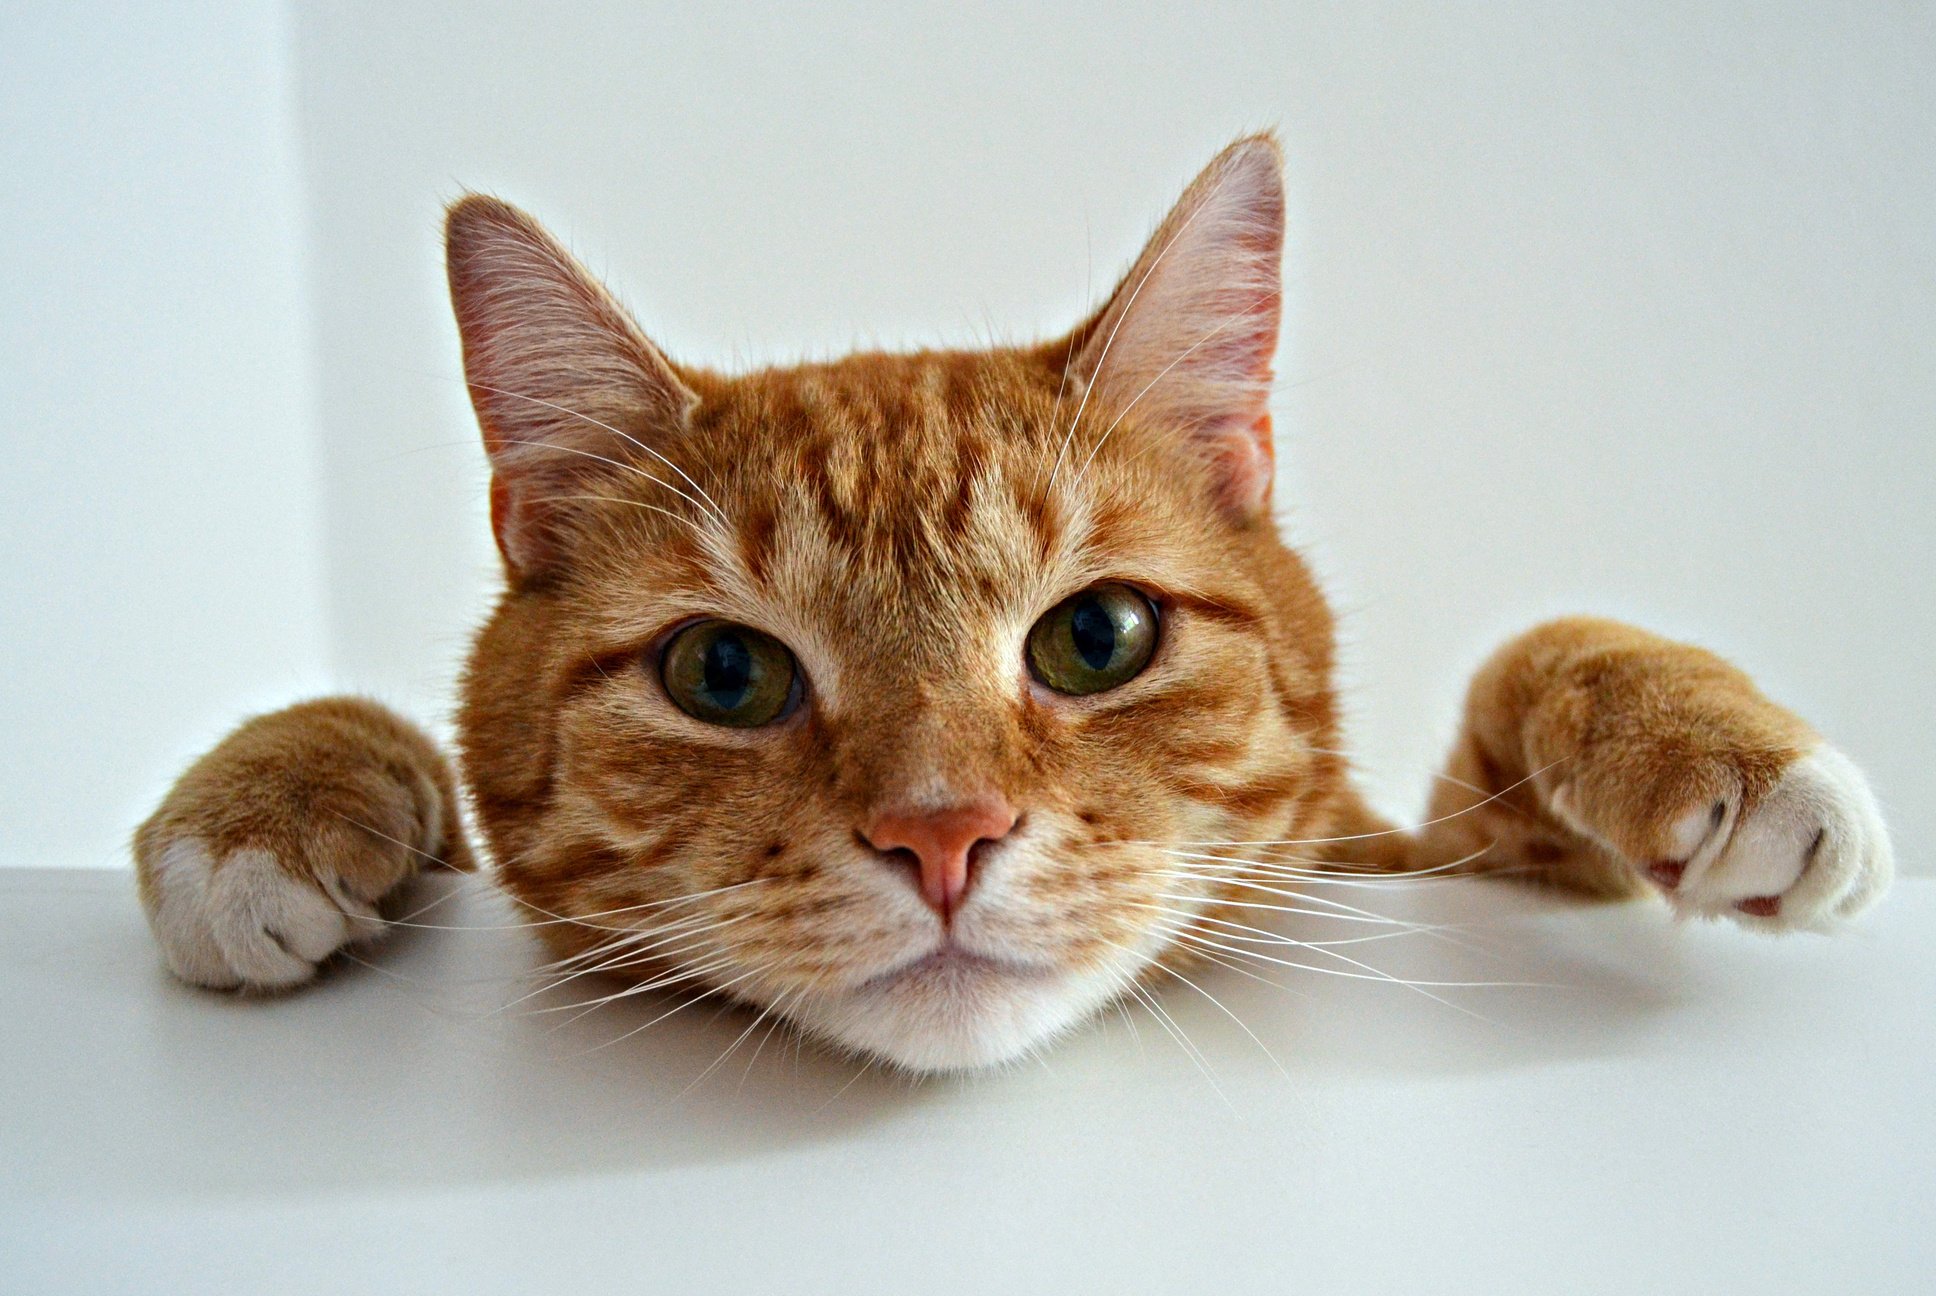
{"left": 777, "top": 962, "right": 1133, "bottom": 1074}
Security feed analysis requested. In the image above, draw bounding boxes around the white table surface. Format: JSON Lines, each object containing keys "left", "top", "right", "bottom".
{"left": 1, "top": 867, "right": 1930, "bottom": 1294}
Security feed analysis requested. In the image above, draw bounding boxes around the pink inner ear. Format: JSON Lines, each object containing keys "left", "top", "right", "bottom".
{"left": 487, "top": 476, "right": 536, "bottom": 576}
{"left": 445, "top": 194, "right": 696, "bottom": 578}
{"left": 1211, "top": 412, "right": 1275, "bottom": 513}
{"left": 1067, "top": 135, "right": 1286, "bottom": 515}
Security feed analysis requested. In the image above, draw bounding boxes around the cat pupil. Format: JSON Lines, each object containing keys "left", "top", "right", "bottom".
{"left": 1070, "top": 598, "right": 1116, "bottom": 671}
{"left": 703, "top": 633, "right": 753, "bottom": 708}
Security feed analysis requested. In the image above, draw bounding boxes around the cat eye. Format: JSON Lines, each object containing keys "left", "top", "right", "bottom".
{"left": 1027, "top": 583, "right": 1160, "bottom": 696}
{"left": 659, "top": 620, "right": 799, "bottom": 727}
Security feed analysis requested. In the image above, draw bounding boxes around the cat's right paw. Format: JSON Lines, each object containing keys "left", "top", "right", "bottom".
{"left": 138, "top": 837, "right": 391, "bottom": 990}
{"left": 132, "top": 698, "right": 470, "bottom": 991}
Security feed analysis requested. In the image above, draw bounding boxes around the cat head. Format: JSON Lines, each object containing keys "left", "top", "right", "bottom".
{"left": 450, "top": 135, "right": 1345, "bottom": 1071}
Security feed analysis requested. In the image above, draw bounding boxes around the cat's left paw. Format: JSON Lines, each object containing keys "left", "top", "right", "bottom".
{"left": 1639, "top": 747, "right": 1892, "bottom": 931}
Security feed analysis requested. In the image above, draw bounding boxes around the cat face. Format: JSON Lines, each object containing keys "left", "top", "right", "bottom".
{"left": 453, "top": 136, "right": 1347, "bottom": 1070}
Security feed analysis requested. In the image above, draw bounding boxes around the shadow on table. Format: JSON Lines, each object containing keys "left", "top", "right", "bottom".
{"left": 12, "top": 869, "right": 1703, "bottom": 1204}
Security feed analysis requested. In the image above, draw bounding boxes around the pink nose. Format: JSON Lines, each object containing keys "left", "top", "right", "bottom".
{"left": 861, "top": 798, "right": 1017, "bottom": 919}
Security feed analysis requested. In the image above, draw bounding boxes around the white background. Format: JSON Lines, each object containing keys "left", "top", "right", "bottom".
{"left": 3, "top": 1, "right": 1930, "bottom": 873}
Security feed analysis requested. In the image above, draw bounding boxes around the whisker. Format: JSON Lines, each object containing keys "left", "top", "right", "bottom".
{"left": 532, "top": 951, "right": 739, "bottom": 1023}
{"left": 1099, "top": 761, "right": 1562, "bottom": 850}
{"left": 1166, "top": 924, "right": 1534, "bottom": 1015}
{"left": 1303, "top": 743, "right": 1531, "bottom": 823}
{"left": 1150, "top": 879, "right": 1435, "bottom": 927}
{"left": 546, "top": 954, "right": 746, "bottom": 1034}
{"left": 391, "top": 871, "right": 481, "bottom": 924}
{"left": 737, "top": 988, "right": 803, "bottom": 1092}
{"left": 502, "top": 917, "right": 753, "bottom": 1012}
{"left": 1113, "top": 997, "right": 1148, "bottom": 1057}
{"left": 334, "top": 948, "right": 457, "bottom": 1002}
{"left": 1123, "top": 979, "right": 1230, "bottom": 1108}
{"left": 679, "top": 990, "right": 792, "bottom": 1099}
{"left": 528, "top": 492, "right": 714, "bottom": 542}
{"left": 383, "top": 876, "right": 777, "bottom": 937}
{"left": 540, "top": 918, "right": 738, "bottom": 982}
{"left": 491, "top": 436, "right": 721, "bottom": 530}
{"left": 1158, "top": 876, "right": 1495, "bottom": 956}
{"left": 1158, "top": 847, "right": 1491, "bottom": 887}
{"left": 1125, "top": 899, "right": 1450, "bottom": 950}
{"left": 467, "top": 382, "right": 730, "bottom": 525}
{"left": 328, "top": 809, "right": 453, "bottom": 869}
{"left": 1160, "top": 960, "right": 1287, "bottom": 1078}
{"left": 1166, "top": 938, "right": 1306, "bottom": 999}
{"left": 1101, "top": 940, "right": 1286, "bottom": 1079}
{"left": 531, "top": 919, "right": 744, "bottom": 995}
{"left": 1146, "top": 886, "right": 1424, "bottom": 929}
{"left": 813, "top": 1053, "right": 875, "bottom": 1114}
{"left": 1052, "top": 213, "right": 1093, "bottom": 416}
{"left": 521, "top": 908, "right": 732, "bottom": 972}
{"left": 577, "top": 962, "right": 776, "bottom": 1057}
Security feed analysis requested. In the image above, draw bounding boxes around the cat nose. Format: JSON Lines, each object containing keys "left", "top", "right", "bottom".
{"left": 860, "top": 798, "right": 1017, "bottom": 919}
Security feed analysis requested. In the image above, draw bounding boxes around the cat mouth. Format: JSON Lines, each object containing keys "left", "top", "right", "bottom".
{"left": 856, "top": 945, "right": 1053, "bottom": 993}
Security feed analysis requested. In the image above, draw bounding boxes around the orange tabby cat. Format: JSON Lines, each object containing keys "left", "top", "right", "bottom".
{"left": 133, "top": 136, "right": 1892, "bottom": 1071}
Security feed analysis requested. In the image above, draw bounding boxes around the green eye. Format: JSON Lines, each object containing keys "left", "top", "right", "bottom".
{"left": 1027, "top": 583, "right": 1159, "bottom": 696}
{"left": 660, "top": 621, "right": 798, "bottom": 727}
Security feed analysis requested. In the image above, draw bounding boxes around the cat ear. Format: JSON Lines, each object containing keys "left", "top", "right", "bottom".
{"left": 1061, "top": 134, "right": 1284, "bottom": 514}
{"left": 445, "top": 194, "right": 698, "bottom": 577}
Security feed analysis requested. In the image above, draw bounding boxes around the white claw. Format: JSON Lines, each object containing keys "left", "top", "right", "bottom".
{"left": 1670, "top": 746, "right": 1893, "bottom": 930}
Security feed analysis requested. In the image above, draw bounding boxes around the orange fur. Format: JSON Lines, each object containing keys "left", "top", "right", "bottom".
{"left": 130, "top": 135, "right": 1890, "bottom": 1068}
{"left": 136, "top": 698, "right": 471, "bottom": 889}
{"left": 1399, "top": 618, "right": 1815, "bottom": 893}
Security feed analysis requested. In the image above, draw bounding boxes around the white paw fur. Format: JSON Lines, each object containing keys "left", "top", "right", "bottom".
{"left": 144, "top": 839, "right": 386, "bottom": 990}
{"left": 1661, "top": 746, "right": 1893, "bottom": 931}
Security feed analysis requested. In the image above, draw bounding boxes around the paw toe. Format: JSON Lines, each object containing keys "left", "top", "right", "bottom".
{"left": 145, "top": 839, "right": 246, "bottom": 988}
{"left": 142, "top": 839, "right": 371, "bottom": 991}
{"left": 1683, "top": 747, "right": 1892, "bottom": 930}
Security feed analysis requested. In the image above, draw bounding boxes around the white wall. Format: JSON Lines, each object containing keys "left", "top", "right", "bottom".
{"left": 0, "top": 2, "right": 329, "bottom": 868}
{"left": 289, "top": 1, "right": 1935, "bottom": 870}
{"left": 4, "top": 2, "right": 1931, "bottom": 872}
